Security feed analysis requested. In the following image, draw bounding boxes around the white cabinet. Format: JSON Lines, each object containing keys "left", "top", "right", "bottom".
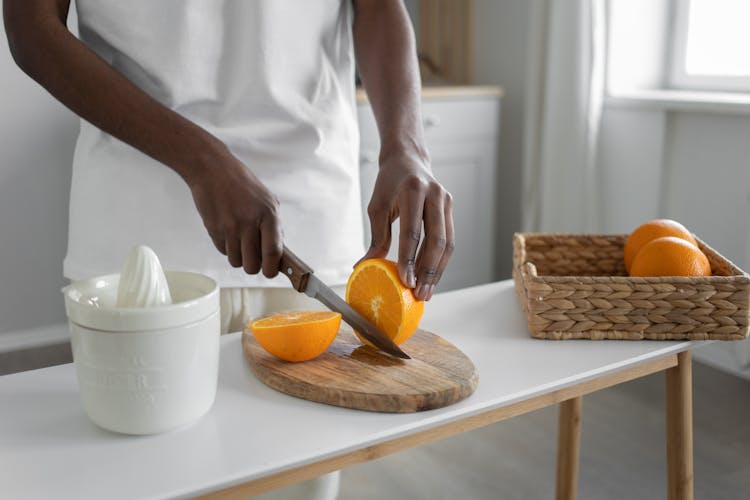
{"left": 357, "top": 88, "right": 502, "bottom": 292}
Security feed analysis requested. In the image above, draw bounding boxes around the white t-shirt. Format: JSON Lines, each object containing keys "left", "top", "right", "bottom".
{"left": 65, "top": 0, "right": 365, "bottom": 287}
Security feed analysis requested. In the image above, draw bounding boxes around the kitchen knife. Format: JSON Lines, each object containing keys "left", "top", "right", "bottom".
{"left": 279, "top": 246, "right": 410, "bottom": 359}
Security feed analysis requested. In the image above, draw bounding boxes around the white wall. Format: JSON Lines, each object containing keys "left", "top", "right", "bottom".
{"left": 662, "top": 112, "right": 750, "bottom": 263}
{"left": 472, "top": 0, "right": 531, "bottom": 278}
{"left": 597, "top": 108, "right": 666, "bottom": 232}
{"left": 0, "top": 15, "right": 79, "bottom": 336}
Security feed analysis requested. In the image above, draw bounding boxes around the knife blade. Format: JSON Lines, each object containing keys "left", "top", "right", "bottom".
{"left": 279, "top": 246, "right": 410, "bottom": 359}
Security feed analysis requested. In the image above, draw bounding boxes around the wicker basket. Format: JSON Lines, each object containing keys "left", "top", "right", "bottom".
{"left": 513, "top": 233, "right": 750, "bottom": 340}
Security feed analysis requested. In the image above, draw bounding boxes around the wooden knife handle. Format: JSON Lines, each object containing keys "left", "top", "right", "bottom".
{"left": 279, "top": 246, "right": 313, "bottom": 292}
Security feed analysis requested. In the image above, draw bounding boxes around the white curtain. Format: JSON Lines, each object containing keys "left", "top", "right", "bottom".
{"left": 522, "top": 0, "right": 607, "bottom": 233}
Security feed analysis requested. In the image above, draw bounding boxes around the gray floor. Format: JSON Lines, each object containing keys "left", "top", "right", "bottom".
{"left": 339, "top": 361, "right": 750, "bottom": 500}
{"left": 3, "top": 346, "right": 748, "bottom": 499}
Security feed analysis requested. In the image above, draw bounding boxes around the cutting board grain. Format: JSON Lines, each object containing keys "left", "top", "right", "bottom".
{"left": 242, "top": 326, "right": 478, "bottom": 413}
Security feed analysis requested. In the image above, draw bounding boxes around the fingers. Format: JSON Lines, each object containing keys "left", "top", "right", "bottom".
{"left": 225, "top": 234, "right": 242, "bottom": 268}
{"left": 412, "top": 184, "right": 453, "bottom": 301}
{"left": 217, "top": 208, "right": 281, "bottom": 278}
{"left": 396, "top": 180, "right": 425, "bottom": 288}
{"left": 191, "top": 162, "right": 284, "bottom": 278}
{"left": 241, "top": 229, "right": 261, "bottom": 275}
{"left": 413, "top": 185, "right": 446, "bottom": 301}
{"left": 431, "top": 193, "right": 454, "bottom": 300}
{"left": 361, "top": 171, "right": 454, "bottom": 301}
{"left": 210, "top": 235, "right": 226, "bottom": 255}
{"left": 259, "top": 214, "right": 283, "bottom": 278}
{"left": 357, "top": 199, "right": 393, "bottom": 267}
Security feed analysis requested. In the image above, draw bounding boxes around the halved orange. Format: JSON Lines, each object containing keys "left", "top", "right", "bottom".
{"left": 346, "top": 258, "right": 424, "bottom": 347}
{"left": 249, "top": 310, "right": 341, "bottom": 362}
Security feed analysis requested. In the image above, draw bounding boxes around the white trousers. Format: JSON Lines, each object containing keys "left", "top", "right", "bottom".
{"left": 219, "top": 287, "right": 345, "bottom": 500}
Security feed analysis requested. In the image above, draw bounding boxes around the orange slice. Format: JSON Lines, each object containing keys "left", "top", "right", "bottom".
{"left": 345, "top": 258, "right": 424, "bottom": 347}
{"left": 249, "top": 310, "right": 341, "bottom": 362}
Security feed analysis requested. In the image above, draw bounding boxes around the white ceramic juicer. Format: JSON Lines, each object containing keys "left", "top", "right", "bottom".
{"left": 63, "top": 246, "right": 220, "bottom": 435}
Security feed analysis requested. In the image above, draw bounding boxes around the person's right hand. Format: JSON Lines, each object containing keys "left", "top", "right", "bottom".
{"left": 186, "top": 149, "right": 283, "bottom": 278}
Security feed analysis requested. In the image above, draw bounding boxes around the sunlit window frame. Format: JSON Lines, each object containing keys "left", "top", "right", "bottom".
{"left": 669, "top": 0, "right": 750, "bottom": 92}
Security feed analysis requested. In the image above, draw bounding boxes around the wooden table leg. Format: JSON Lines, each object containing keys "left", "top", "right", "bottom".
{"left": 666, "top": 351, "right": 694, "bottom": 500}
{"left": 556, "top": 396, "right": 582, "bottom": 500}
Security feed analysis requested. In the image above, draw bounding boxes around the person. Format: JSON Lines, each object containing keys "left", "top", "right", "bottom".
{"left": 5, "top": 1, "right": 454, "bottom": 498}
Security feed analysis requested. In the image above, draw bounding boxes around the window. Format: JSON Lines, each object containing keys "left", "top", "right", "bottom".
{"left": 670, "top": 0, "right": 750, "bottom": 92}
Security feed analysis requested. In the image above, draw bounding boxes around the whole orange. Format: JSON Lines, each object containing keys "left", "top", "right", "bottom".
{"left": 624, "top": 219, "right": 698, "bottom": 272}
{"left": 346, "top": 258, "right": 424, "bottom": 347}
{"left": 630, "top": 236, "right": 711, "bottom": 277}
{"left": 249, "top": 310, "right": 341, "bottom": 362}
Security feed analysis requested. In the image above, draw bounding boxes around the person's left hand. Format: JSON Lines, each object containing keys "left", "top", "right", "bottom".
{"left": 358, "top": 151, "right": 454, "bottom": 301}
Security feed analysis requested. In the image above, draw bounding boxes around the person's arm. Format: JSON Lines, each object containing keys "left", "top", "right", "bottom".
{"left": 4, "top": 0, "right": 282, "bottom": 277}
{"left": 352, "top": 0, "right": 453, "bottom": 301}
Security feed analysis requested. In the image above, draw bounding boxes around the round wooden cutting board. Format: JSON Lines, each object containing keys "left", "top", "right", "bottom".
{"left": 242, "top": 326, "right": 478, "bottom": 413}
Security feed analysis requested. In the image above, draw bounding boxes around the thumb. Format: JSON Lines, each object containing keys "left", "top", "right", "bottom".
{"left": 355, "top": 208, "right": 392, "bottom": 267}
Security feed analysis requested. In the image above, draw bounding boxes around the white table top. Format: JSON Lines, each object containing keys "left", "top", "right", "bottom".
{"left": 0, "top": 280, "right": 698, "bottom": 499}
